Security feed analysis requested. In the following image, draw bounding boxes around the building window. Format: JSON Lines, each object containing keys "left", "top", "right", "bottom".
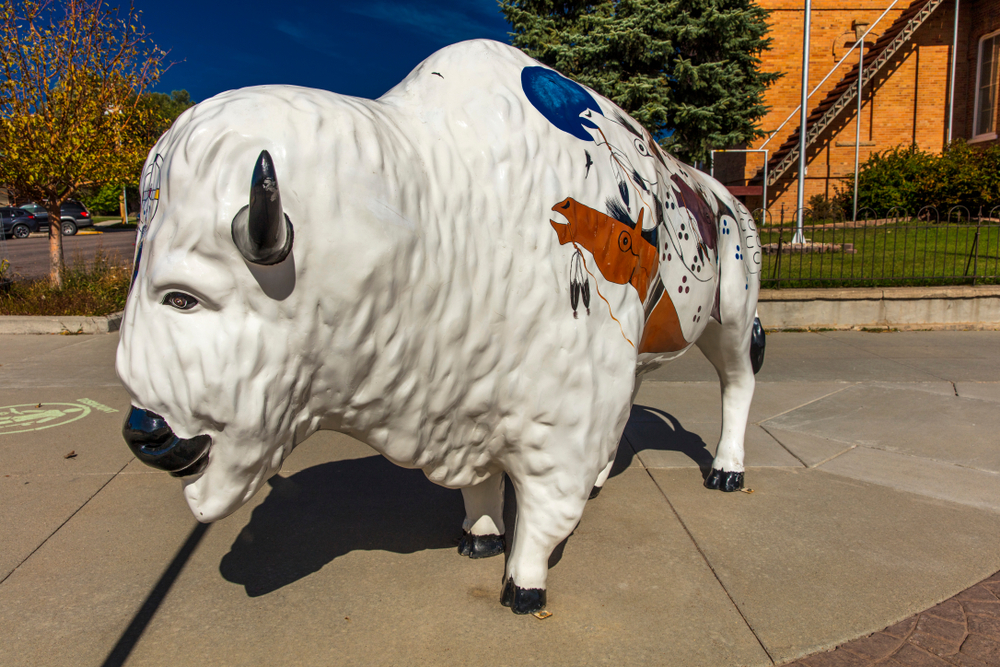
{"left": 974, "top": 31, "right": 1000, "bottom": 138}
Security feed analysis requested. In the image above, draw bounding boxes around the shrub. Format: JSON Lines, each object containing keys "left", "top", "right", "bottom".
{"left": 918, "top": 141, "right": 1000, "bottom": 217}
{"left": 845, "top": 140, "right": 1000, "bottom": 218}
{"left": 849, "top": 144, "right": 934, "bottom": 216}
{"left": 807, "top": 194, "right": 844, "bottom": 222}
{"left": 0, "top": 248, "right": 130, "bottom": 316}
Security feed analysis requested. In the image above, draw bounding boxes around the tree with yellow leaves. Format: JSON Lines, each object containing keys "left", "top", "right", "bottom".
{"left": 0, "top": 0, "right": 165, "bottom": 286}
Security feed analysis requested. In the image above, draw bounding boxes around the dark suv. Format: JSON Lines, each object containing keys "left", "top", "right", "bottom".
{"left": 19, "top": 201, "right": 93, "bottom": 236}
{"left": 0, "top": 207, "right": 41, "bottom": 239}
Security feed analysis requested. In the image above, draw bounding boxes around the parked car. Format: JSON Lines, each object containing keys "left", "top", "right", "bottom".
{"left": 18, "top": 200, "right": 93, "bottom": 236}
{"left": 0, "top": 207, "right": 42, "bottom": 239}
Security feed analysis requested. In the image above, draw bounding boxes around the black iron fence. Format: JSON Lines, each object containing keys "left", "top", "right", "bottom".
{"left": 752, "top": 206, "right": 1000, "bottom": 288}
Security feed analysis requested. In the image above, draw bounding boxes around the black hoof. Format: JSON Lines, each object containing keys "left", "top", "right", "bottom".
{"left": 458, "top": 532, "right": 505, "bottom": 559}
{"left": 501, "top": 577, "right": 546, "bottom": 614}
{"left": 589, "top": 485, "right": 602, "bottom": 499}
{"left": 704, "top": 469, "right": 744, "bottom": 492}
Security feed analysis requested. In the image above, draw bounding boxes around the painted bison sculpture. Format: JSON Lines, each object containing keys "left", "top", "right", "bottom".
{"left": 118, "top": 39, "right": 764, "bottom": 615}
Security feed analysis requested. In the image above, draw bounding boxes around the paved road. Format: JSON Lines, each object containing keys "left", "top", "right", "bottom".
{"left": 0, "top": 225, "right": 136, "bottom": 279}
{"left": 0, "top": 330, "right": 998, "bottom": 666}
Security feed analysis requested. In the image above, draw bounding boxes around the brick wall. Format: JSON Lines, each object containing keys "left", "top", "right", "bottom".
{"left": 741, "top": 0, "right": 972, "bottom": 217}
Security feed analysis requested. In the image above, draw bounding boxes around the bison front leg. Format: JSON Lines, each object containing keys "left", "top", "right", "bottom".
{"left": 501, "top": 472, "right": 589, "bottom": 614}
{"left": 458, "top": 473, "right": 506, "bottom": 559}
{"left": 696, "top": 316, "right": 755, "bottom": 492}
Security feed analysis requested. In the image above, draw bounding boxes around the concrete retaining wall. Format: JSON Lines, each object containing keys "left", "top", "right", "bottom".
{"left": 0, "top": 311, "right": 122, "bottom": 335}
{"left": 759, "top": 286, "right": 1000, "bottom": 331}
{"left": 1, "top": 287, "right": 998, "bottom": 334}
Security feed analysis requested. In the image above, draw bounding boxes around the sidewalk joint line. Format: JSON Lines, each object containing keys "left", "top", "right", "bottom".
{"left": 757, "top": 383, "right": 858, "bottom": 424}
{"left": 643, "top": 469, "right": 776, "bottom": 665}
{"left": 807, "top": 443, "right": 858, "bottom": 469}
{"left": 758, "top": 424, "right": 809, "bottom": 468}
{"left": 813, "top": 331, "right": 953, "bottom": 382}
{"left": 0, "top": 458, "right": 132, "bottom": 587}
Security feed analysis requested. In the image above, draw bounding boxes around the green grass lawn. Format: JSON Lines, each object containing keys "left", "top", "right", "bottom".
{"left": 758, "top": 222, "right": 1000, "bottom": 288}
{"left": 92, "top": 215, "right": 138, "bottom": 225}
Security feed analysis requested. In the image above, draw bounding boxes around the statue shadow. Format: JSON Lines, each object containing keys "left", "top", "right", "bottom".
{"left": 221, "top": 407, "right": 712, "bottom": 596}
{"left": 612, "top": 405, "right": 715, "bottom": 475}
{"left": 548, "top": 407, "right": 712, "bottom": 568}
{"left": 220, "top": 456, "right": 464, "bottom": 597}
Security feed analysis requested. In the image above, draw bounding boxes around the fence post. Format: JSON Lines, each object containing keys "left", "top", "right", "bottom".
{"left": 773, "top": 234, "right": 784, "bottom": 289}
{"left": 973, "top": 215, "right": 981, "bottom": 286}
{"left": 964, "top": 219, "right": 982, "bottom": 285}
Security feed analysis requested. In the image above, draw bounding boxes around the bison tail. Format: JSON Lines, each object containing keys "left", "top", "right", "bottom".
{"left": 750, "top": 316, "right": 766, "bottom": 375}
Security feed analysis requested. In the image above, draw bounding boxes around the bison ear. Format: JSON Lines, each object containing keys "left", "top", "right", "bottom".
{"left": 231, "top": 150, "right": 294, "bottom": 265}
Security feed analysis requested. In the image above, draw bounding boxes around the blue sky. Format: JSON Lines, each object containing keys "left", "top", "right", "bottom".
{"left": 141, "top": 0, "right": 512, "bottom": 103}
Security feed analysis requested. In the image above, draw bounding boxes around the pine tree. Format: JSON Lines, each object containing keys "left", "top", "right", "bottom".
{"left": 499, "top": 0, "right": 780, "bottom": 165}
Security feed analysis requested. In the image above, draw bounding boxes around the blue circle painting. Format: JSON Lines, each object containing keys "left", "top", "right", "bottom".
{"left": 521, "top": 67, "right": 603, "bottom": 141}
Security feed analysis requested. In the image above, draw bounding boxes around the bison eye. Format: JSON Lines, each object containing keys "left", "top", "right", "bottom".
{"left": 163, "top": 292, "right": 198, "bottom": 310}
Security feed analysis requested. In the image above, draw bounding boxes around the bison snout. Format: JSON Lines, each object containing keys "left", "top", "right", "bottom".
{"left": 123, "top": 407, "right": 212, "bottom": 477}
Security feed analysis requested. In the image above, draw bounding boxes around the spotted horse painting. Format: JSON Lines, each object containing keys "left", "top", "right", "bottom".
{"left": 523, "top": 65, "right": 765, "bottom": 494}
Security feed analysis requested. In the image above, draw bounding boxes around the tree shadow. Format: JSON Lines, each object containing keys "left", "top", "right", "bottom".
{"left": 219, "top": 456, "right": 464, "bottom": 597}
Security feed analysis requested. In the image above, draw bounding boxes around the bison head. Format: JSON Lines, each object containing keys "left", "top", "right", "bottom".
{"left": 116, "top": 86, "right": 437, "bottom": 523}
{"left": 119, "top": 138, "right": 306, "bottom": 522}
{"left": 115, "top": 89, "right": 386, "bottom": 523}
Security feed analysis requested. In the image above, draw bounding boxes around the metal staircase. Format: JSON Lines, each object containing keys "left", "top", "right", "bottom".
{"left": 765, "top": 0, "right": 946, "bottom": 187}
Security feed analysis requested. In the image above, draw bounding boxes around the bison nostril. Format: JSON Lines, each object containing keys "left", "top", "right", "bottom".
{"left": 123, "top": 408, "right": 173, "bottom": 447}
{"left": 122, "top": 406, "right": 212, "bottom": 475}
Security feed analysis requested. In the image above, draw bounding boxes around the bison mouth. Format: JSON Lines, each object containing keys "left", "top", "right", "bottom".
{"left": 122, "top": 407, "right": 212, "bottom": 477}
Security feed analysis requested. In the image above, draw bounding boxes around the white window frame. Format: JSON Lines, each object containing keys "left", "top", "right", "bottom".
{"left": 972, "top": 29, "right": 1000, "bottom": 141}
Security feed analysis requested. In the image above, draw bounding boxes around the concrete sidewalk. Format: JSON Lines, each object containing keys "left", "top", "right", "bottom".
{"left": 1, "top": 331, "right": 998, "bottom": 666}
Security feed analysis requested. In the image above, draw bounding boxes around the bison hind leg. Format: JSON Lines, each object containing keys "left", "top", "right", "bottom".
{"left": 458, "top": 532, "right": 505, "bottom": 559}
{"left": 704, "top": 468, "right": 744, "bottom": 492}
{"left": 695, "top": 311, "right": 755, "bottom": 493}
{"left": 458, "top": 473, "right": 506, "bottom": 559}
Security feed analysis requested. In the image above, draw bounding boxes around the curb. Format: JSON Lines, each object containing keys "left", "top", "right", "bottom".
{"left": 0, "top": 311, "right": 122, "bottom": 335}
{"left": 759, "top": 285, "right": 1000, "bottom": 331}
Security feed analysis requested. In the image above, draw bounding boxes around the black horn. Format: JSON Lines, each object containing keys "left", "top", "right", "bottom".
{"left": 231, "top": 149, "right": 294, "bottom": 265}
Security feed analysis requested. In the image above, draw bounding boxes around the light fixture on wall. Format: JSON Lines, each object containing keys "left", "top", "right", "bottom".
{"left": 852, "top": 20, "right": 870, "bottom": 41}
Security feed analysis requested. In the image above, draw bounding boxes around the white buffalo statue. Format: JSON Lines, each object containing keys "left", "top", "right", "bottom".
{"left": 118, "top": 39, "right": 764, "bottom": 615}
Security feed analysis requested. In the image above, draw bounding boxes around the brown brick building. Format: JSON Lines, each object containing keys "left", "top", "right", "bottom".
{"left": 714, "top": 0, "right": 1000, "bottom": 220}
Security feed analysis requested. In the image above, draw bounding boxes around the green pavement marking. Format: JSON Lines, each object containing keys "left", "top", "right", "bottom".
{"left": 76, "top": 398, "right": 119, "bottom": 413}
{"left": 0, "top": 403, "right": 92, "bottom": 435}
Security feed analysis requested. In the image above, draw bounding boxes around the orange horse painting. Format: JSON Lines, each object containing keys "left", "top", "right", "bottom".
{"left": 549, "top": 197, "right": 689, "bottom": 353}
{"left": 549, "top": 198, "right": 658, "bottom": 302}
